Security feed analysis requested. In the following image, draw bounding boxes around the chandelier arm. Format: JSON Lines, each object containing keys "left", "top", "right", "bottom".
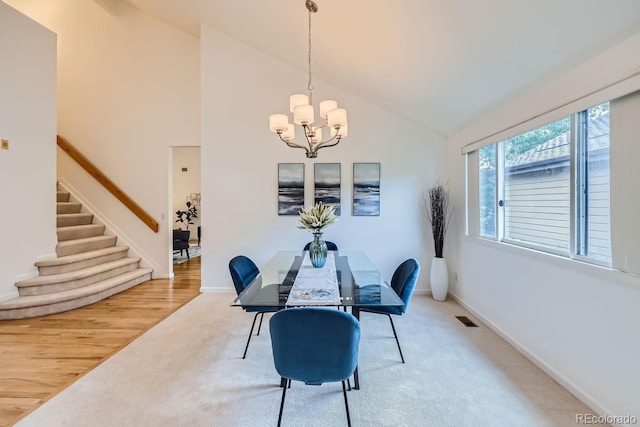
{"left": 301, "top": 124, "right": 316, "bottom": 154}
{"left": 277, "top": 134, "right": 311, "bottom": 152}
{"left": 313, "top": 140, "right": 342, "bottom": 156}
{"left": 314, "top": 135, "right": 342, "bottom": 150}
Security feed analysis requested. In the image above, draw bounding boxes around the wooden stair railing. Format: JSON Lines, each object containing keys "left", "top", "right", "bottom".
{"left": 57, "top": 135, "right": 159, "bottom": 233}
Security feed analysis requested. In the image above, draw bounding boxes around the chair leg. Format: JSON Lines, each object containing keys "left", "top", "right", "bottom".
{"left": 243, "top": 312, "right": 261, "bottom": 359}
{"left": 342, "top": 380, "right": 352, "bottom": 427}
{"left": 186, "top": 248, "right": 190, "bottom": 259}
{"left": 387, "top": 314, "right": 405, "bottom": 363}
{"left": 256, "top": 312, "right": 265, "bottom": 336}
{"left": 277, "top": 378, "right": 289, "bottom": 427}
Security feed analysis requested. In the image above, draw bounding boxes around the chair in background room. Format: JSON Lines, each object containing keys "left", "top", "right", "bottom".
{"left": 173, "top": 229, "right": 190, "bottom": 259}
{"left": 359, "top": 258, "right": 420, "bottom": 363}
{"left": 303, "top": 241, "right": 338, "bottom": 251}
{"left": 229, "top": 255, "right": 279, "bottom": 359}
{"left": 270, "top": 307, "right": 360, "bottom": 427}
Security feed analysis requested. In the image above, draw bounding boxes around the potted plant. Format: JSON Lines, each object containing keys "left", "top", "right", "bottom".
{"left": 298, "top": 202, "right": 337, "bottom": 268}
{"left": 426, "top": 181, "right": 453, "bottom": 301}
{"left": 175, "top": 201, "right": 198, "bottom": 242}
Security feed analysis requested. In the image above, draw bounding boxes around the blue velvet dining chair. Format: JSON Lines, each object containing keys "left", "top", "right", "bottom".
{"left": 270, "top": 307, "right": 360, "bottom": 427}
{"left": 229, "top": 255, "right": 279, "bottom": 359}
{"left": 303, "top": 241, "right": 338, "bottom": 251}
{"left": 360, "top": 258, "right": 420, "bottom": 363}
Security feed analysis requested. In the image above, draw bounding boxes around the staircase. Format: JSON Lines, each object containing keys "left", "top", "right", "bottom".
{"left": 0, "top": 185, "right": 153, "bottom": 320}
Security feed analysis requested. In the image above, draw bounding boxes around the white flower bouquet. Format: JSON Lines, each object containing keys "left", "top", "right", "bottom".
{"left": 297, "top": 202, "right": 337, "bottom": 232}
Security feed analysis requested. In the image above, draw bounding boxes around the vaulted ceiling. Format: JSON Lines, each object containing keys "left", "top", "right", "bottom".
{"left": 117, "top": 0, "right": 640, "bottom": 137}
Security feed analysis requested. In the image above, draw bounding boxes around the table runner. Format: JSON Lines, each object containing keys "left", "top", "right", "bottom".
{"left": 285, "top": 251, "right": 341, "bottom": 306}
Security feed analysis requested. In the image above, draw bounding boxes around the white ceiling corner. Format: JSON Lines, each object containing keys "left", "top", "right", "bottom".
{"left": 94, "top": 0, "right": 122, "bottom": 16}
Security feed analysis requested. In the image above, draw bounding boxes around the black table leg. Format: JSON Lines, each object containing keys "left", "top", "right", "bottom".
{"left": 352, "top": 306, "right": 360, "bottom": 390}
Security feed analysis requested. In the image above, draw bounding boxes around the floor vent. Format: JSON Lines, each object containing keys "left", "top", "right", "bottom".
{"left": 456, "top": 316, "right": 478, "bottom": 327}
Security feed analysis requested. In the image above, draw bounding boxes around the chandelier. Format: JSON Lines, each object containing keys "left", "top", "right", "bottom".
{"left": 268, "top": 0, "right": 348, "bottom": 158}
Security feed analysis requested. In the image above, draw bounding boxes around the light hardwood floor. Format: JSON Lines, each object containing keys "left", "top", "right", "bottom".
{"left": 0, "top": 257, "right": 201, "bottom": 426}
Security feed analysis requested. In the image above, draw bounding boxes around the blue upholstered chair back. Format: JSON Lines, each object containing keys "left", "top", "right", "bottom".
{"left": 303, "top": 241, "right": 338, "bottom": 251}
{"left": 390, "top": 258, "right": 420, "bottom": 314}
{"left": 270, "top": 308, "right": 360, "bottom": 385}
{"left": 229, "top": 255, "right": 260, "bottom": 296}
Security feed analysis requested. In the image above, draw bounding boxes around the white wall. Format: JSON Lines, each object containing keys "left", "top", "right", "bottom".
{"left": 447, "top": 32, "right": 640, "bottom": 421}
{"left": 172, "top": 146, "right": 201, "bottom": 233}
{"left": 5, "top": 0, "right": 201, "bottom": 278}
{"left": 0, "top": 2, "right": 57, "bottom": 300}
{"left": 201, "top": 25, "right": 446, "bottom": 291}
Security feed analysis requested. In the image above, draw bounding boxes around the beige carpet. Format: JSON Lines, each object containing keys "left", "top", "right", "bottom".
{"left": 17, "top": 293, "right": 599, "bottom": 427}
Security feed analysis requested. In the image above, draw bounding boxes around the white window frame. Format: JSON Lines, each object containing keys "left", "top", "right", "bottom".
{"left": 475, "top": 109, "right": 611, "bottom": 266}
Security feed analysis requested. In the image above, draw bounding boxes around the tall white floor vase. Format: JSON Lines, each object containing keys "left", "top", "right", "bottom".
{"left": 430, "top": 257, "right": 449, "bottom": 301}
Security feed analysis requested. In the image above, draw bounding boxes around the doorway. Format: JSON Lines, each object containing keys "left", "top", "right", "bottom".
{"left": 171, "top": 146, "right": 201, "bottom": 275}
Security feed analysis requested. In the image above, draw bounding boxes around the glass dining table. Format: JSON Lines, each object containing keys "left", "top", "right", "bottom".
{"left": 231, "top": 250, "right": 405, "bottom": 390}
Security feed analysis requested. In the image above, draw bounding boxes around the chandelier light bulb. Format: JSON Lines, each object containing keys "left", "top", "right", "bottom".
{"left": 330, "top": 123, "right": 348, "bottom": 138}
{"left": 269, "top": 114, "right": 289, "bottom": 133}
{"left": 289, "top": 94, "right": 309, "bottom": 113}
{"left": 319, "top": 100, "right": 338, "bottom": 118}
{"left": 282, "top": 124, "right": 295, "bottom": 141}
{"left": 327, "top": 108, "right": 347, "bottom": 128}
{"left": 293, "top": 104, "right": 314, "bottom": 125}
{"left": 311, "top": 127, "right": 323, "bottom": 143}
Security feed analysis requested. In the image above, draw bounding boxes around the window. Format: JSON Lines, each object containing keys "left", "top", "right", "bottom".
{"left": 577, "top": 103, "right": 611, "bottom": 262}
{"left": 479, "top": 145, "right": 497, "bottom": 238}
{"left": 475, "top": 103, "right": 611, "bottom": 265}
{"left": 504, "top": 117, "right": 572, "bottom": 253}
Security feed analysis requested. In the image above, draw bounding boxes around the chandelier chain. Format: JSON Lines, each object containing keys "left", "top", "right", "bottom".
{"left": 307, "top": 6, "right": 313, "bottom": 103}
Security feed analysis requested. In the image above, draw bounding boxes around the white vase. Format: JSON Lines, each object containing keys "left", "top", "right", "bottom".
{"left": 430, "top": 257, "right": 448, "bottom": 301}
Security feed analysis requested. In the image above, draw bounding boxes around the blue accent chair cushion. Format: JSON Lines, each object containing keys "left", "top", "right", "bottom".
{"left": 359, "top": 258, "right": 420, "bottom": 363}
{"left": 361, "top": 258, "right": 420, "bottom": 316}
{"left": 229, "top": 255, "right": 279, "bottom": 359}
{"left": 270, "top": 307, "right": 360, "bottom": 385}
{"left": 229, "top": 255, "right": 259, "bottom": 295}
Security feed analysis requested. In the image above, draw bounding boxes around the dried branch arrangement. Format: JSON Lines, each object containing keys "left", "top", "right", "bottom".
{"left": 426, "top": 181, "right": 453, "bottom": 258}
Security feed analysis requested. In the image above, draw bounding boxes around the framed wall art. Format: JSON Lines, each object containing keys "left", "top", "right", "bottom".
{"left": 314, "top": 163, "right": 341, "bottom": 216}
{"left": 353, "top": 162, "right": 380, "bottom": 216}
{"left": 278, "top": 163, "right": 304, "bottom": 215}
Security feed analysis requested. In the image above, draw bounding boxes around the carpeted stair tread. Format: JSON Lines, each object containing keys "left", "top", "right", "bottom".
{"left": 56, "top": 202, "right": 82, "bottom": 214}
{"left": 36, "top": 246, "right": 129, "bottom": 267}
{"left": 17, "top": 257, "right": 142, "bottom": 288}
{"left": 57, "top": 224, "right": 106, "bottom": 241}
{"left": 0, "top": 268, "right": 153, "bottom": 311}
{"left": 56, "top": 235, "right": 117, "bottom": 249}
{"left": 57, "top": 212, "right": 94, "bottom": 227}
{"left": 56, "top": 191, "right": 70, "bottom": 202}
{"left": 56, "top": 235, "right": 118, "bottom": 257}
{"left": 35, "top": 246, "right": 131, "bottom": 275}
